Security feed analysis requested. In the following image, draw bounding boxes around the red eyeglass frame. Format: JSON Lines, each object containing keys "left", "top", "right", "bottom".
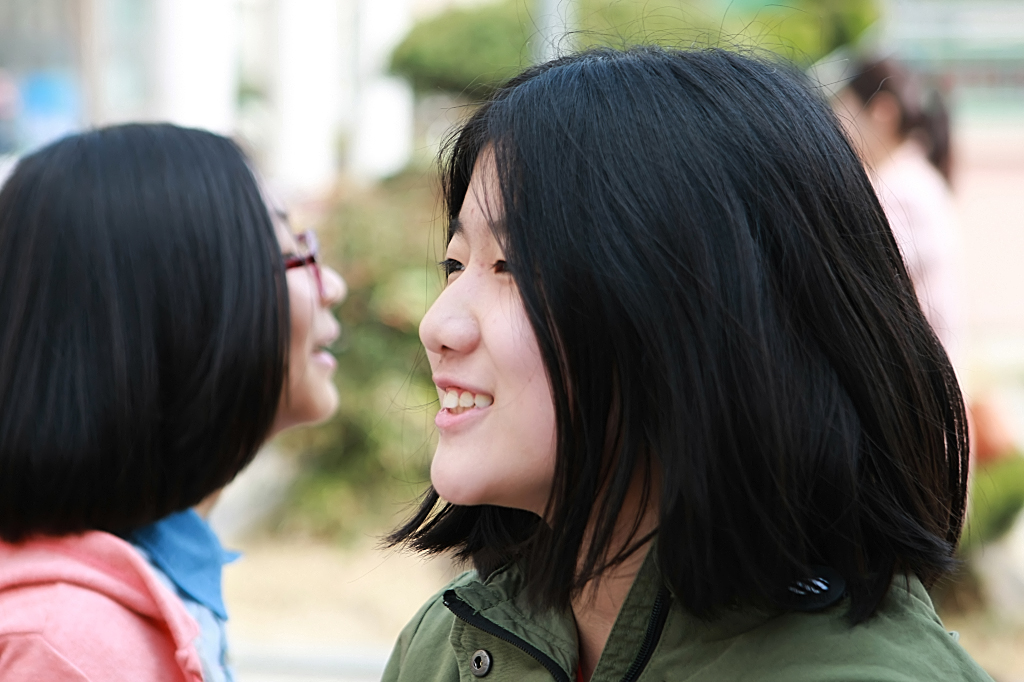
{"left": 283, "top": 230, "right": 326, "bottom": 300}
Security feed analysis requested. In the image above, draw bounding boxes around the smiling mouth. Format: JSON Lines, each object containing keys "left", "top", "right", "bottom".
{"left": 441, "top": 389, "right": 494, "bottom": 415}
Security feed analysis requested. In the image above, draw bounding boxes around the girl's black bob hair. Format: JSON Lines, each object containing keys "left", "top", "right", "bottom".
{"left": 390, "top": 46, "right": 969, "bottom": 622}
{"left": 0, "top": 123, "right": 287, "bottom": 540}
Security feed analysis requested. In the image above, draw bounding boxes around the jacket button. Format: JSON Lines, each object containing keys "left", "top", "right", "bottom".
{"left": 470, "top": 649, "right": 492, "bottom": 677}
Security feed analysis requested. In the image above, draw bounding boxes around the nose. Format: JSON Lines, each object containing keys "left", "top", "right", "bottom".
{"left": 419, "top": 280, "right": 480, "bottom": 356}
{"left": 321, "top": 265, "right": 347, "bottom": 305}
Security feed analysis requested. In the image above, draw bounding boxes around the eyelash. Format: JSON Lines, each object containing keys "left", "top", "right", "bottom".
{"left": 439, "top": 258, "right": 463, "bottom": 277}
{"left": 438, "top": 259, "right": 509, "bottom": 278}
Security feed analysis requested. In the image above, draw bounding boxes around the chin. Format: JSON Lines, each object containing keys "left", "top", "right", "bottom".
{"left": 431, "top": 454, "right": 486, "bottom": 506}
{"left": 307, "top": 388, "right": 340, "bottom": 424}
{"left": 275, "top": 382, "right": 340, "bottom": 432}
{"left": 431, "top": 453, "right": 546, "bottom": 511}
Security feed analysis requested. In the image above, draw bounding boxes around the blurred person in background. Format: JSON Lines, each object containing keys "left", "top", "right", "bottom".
{"left": 384, "top": 47, "right": 989, "bottom": 682}
{"left": 0, "top": 123, "right": 345, "bottom": 681}
{"left": 834, "top": 57, "right": 1015, "bottom": 462}
{"left": 835, "top": 58, "right": 959, "bottom": 359}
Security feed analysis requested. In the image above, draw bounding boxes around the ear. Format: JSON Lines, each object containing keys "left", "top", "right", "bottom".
{"left": 866, "top": 91, "right": 902, "bottom": 135}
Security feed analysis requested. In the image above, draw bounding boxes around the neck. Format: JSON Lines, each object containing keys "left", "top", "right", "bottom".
{"left": 192, "top": 489, "right": 223, "bottom": 519}
{"left": 571, "top": 541, "right": 651, "bottom": 681}
{"left": 570, "top": 477, "right": 658, "bottom": 681}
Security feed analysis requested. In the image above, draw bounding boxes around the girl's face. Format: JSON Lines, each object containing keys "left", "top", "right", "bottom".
{"left": 419, "top": 154, "right": 557, "bottom": 516}
{"left": 272, "top": 217, "right": 347, "bottom": 434}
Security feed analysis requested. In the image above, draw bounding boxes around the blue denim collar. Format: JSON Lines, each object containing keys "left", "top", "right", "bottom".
{"left": 130, "top": 509, "right": 239, "bottom": 620}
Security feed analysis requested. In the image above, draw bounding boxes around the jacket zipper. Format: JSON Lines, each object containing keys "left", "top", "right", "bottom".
{"left": 443, "top": 585, "right": 672, "bottom": 682}
{"left": 618, "top": 586, "right": 671, "bottom": 682}
{"left": 443, "top": 589, "right": 572, "bottom": 682}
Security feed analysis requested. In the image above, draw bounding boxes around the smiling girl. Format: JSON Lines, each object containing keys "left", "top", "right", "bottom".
{"left": 384, "top": 48, "right": 991, "bottom": 682}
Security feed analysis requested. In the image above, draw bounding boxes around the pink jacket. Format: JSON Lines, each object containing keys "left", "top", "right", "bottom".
{"left": 0, "top": 531, "right": 204, "bottom": 681}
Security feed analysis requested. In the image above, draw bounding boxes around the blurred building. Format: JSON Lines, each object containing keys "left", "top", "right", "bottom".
{"left": 881, "top": 0, "right": 1024, "bottom": 113}
{"left": 9, "top": 0, "right": 1019, "bottom": 193}
{"left": 0, "top": 0, "right": 425, "bottom": 194}
{"left": 0, "top": 0, "right": 81, "bottom": 157}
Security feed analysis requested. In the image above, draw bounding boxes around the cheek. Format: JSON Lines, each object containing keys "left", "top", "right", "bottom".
{"left": 492, "top": 308, "right": 558, "bottom": 506}
{"left": 280, "top": 273, "right": 334, "bottom": 422}
{"left": 501, "top": 324, "right": 554, "bottom": 437}
{"left": 287, "top": 275, "right": 316, "bottom": 363}
{"left": 501, "top": 297, "right": 551, "bottom": 408}
{"left": 511, "top": 379, "right": 558, "bottom": 500}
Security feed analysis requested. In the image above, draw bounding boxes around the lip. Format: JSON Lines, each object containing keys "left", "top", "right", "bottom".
{"left": 312, "top": 349, "right": 337, "bottom": 371}
{"left": 431, "top": 375, "right": 490, "bottom": 396}
{"left": 310, "top": 320, "right": 341, "bottom": 370}
{"left": 314, "top": 322, "right": 341, "bottom": 350}
{"left": 435, "top": 403, "right": 488, "bottom": 431}
{"left": 432, "top": 375, "right": 493, "bottom": 431}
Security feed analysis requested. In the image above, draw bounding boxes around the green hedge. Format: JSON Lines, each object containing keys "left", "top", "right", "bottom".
{"left": 962, "top": 456, "right": 1024, "bottom": 555}
{"left": 391, "top": 0, "right": 878, "bottom": 96}
{"left": 390, "top": 2, "right": 532, "bottom": 96}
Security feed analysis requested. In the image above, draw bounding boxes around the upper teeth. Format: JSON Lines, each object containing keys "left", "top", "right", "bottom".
{"left": 442, "top": 389, "right": 493, "bottom": 409}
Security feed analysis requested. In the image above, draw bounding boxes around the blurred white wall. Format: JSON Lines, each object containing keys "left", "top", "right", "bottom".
{"left": 10, "top": 0, "right": 419, "bottom": 186}
{"left": 348, "top": 0, "right": 414, "bottom": 180}
{"left": 268, "top": 0, "right": 346, "bottom": 194}
{"left": 83, "top": 0, "right": 151, "bottom": 125}
{"left": 349, "top": 77, "right": 414, "bottom": 180}
{"left": 534, "top": 0, "right": 578, "bottom": 63}
{"left": 85, "top": 0, "right": 239, "bottom": 134}
{"left": 153, "top": 0, "right": 239, "bottom": 133}
{"left": 243, "top": 0, "right": 419, "bottom": 190}
{"left": 77, "top": 0, "right": 419, "bottom": 194}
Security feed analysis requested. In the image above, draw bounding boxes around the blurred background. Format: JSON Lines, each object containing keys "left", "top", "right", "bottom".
{"left": 5, "top": 0, "right": 1024, "bottom": 679}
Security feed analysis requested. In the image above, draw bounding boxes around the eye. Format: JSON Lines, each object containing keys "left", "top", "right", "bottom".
{"left": 439, "top": 258, "right": 464, "bottom": 281}
{"left": 493, "top": 260, "right": 509, "bottom": 274}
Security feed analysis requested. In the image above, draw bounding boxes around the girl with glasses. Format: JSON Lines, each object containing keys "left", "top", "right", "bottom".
{"left": 0, "top": 123, "right": 345, "bottom": 681}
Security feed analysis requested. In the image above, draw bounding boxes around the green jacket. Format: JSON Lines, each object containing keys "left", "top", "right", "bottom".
{"left": 383, "top": 551, "right": 993, "bottom": 682}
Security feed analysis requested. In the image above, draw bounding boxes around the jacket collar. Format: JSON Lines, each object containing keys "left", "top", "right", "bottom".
{"left": 588, "top": 547, "right": 666, "bottom": 681}
{"left": 448, "top": 547, "right": 938, "bottom": 681}
{"left": 450, "top": 547, "right": 672, "bottom": 680}
{"left": 451, "top": 560, "right": 580, "bottom": 677}
{"left": 129, "top": 509, "right": 239, "bottom": 620}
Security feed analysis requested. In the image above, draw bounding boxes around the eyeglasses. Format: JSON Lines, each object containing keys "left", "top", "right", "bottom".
{"left": 283, "top": 230, "right": 326, "bottom": 300}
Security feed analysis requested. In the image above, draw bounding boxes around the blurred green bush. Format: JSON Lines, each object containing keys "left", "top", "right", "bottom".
{"left": 275, "top": 171, "right": 443, "bottom": 540}
{"left": 933, "top": 455, "right": 1024, "bottom": 614}
{"left": 390, "top": 2, "right": 532, "bottom": 96}
{"left": 962, "top": 456, "right": 1024, "bottom": 555}
{"left": 391, "top": 0, "right": 878, "bottom": 96}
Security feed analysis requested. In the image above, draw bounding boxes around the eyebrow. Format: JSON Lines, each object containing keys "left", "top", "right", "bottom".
{"left": 447, "top": 216, "right": 510, "bottom": 247}
{"left": 272, "top": 208, "right": 291, "bottom": 228}
{"left": 448, "top": 217, "right": 462, "bottom": 237}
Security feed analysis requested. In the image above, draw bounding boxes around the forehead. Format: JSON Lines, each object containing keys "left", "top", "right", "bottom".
{"left": 273, "top": 211, "right": 299, "bottom": 252}
{"left": 256, "top": 176, "right": 296, "bottom": 250}
{"left": 449, "top": 151, "right": 504, "bottom": 247}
